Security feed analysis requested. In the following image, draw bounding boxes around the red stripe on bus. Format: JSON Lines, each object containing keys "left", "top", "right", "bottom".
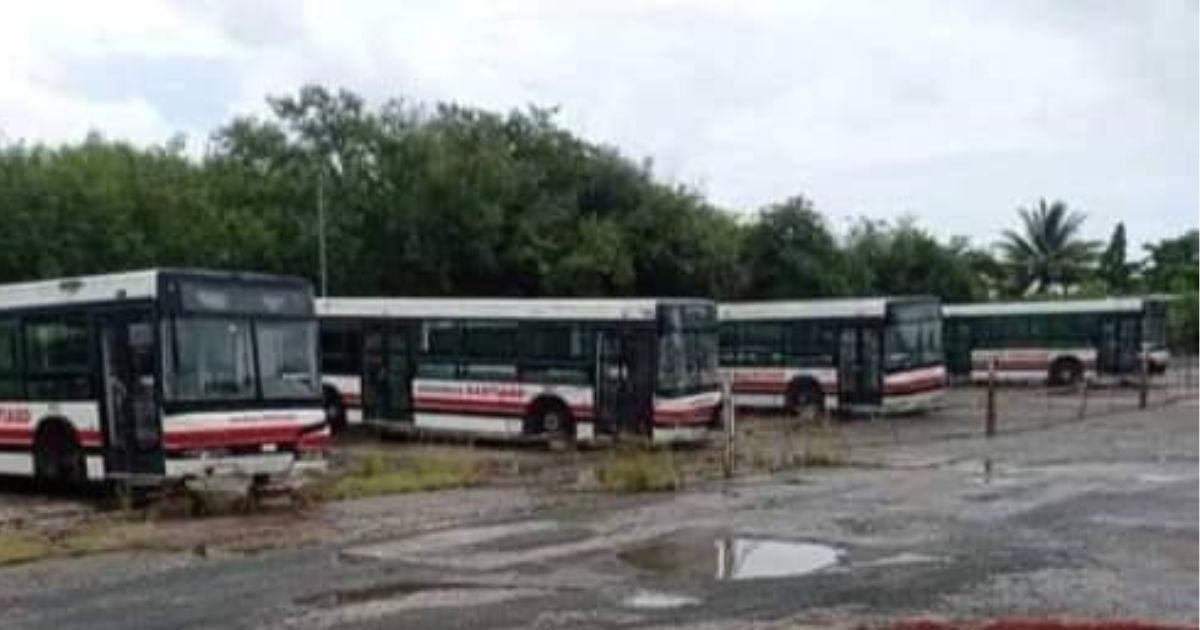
{"left": 973, "top": 360, "right": 1096, "bottom": 371}
{"left": 732, "top": 382, "right": 788, "bottom": 394}
{"left": 653, "top": 405, "right": 718, "bottom": 426}
{"left": 0, "top": 426, "right": 103, "bottom": 447}
{"left": 883, "top": 377, "right": 946, "bottom": 395}
{"left": 163, "top": 424, "right": 309, "bottom": 451}
{"left": 414, "top": 397, "right": 594, "bottom": 420}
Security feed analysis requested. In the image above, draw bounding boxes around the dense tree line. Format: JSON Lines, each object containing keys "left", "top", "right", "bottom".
{"left": 0, "top": 85, "right": 1195, "bottom": 348}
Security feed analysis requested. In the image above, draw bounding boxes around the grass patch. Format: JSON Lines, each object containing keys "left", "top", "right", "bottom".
{"left": 0, "top": 531, "right": 53, "bottom": 565}
{"left": 595, "top": 449, "right": 681, "bottom": 492}
{"left": 0, "top": 521, "right": 163, "bottom": 567}
{"left": 312, "top": 451, "right": 480, "bottom": 501}
{"left": 798, "top": 421, "right": 850, "bottom": 467}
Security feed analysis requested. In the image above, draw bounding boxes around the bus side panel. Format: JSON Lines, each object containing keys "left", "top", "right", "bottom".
{"left": 410, "top": 379, "right": 596, "bottom": 441}
{"left": 0, "top": 401, "right": 104, "bottom": 478}
{"left": 722, "top": 366, "right": 837, "bottom": 409}
{"left": 968, "top": 348, "right": 1097, "bottom": 382}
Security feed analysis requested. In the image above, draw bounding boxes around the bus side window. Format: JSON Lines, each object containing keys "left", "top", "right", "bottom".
{"left": 24, "top": 317, "right": 92, "bottom": 400}
{"left": 0, "top": 320, "right": 20, "bottom": 399}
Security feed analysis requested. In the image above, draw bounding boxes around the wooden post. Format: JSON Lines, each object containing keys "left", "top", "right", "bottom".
{"left": 985, "top": 357, "right": 997, "bottom": 437}
{"left": 1077, "top": 375, "right": 1089, "bottom": 419}
{"left": 1138, "top": 353, "right": 1149, "bottom": 410}
{"left": 722, "top": 375, "right": 736, "bottom": 478}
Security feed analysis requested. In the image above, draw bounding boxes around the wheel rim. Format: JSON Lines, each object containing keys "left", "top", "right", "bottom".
{"left": 543, "top": 410, "right": 561, "bottom": 434}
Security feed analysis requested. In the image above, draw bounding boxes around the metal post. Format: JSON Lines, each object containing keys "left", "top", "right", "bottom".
{"left": 985, "top": 357, "right": 997, "bottom": 437}
{"left": 317, "top": 169, "right": 328, "bottom": 297}
{"left": 722, "top": 375, "right": 735, "bottom": 478}
{"left": 1138, "top": 353, "right": 1148, "bottom": 410}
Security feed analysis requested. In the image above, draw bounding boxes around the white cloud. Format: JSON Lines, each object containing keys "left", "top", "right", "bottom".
{"left": 0, "top": 0, "right": 1195, "bottom": 248}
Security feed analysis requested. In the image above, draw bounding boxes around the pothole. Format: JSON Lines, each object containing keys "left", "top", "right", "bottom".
{"left": 295, "top": 581, "right": 453, "bottom": 608}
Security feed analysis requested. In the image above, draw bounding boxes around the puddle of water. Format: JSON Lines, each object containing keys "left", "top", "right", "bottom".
{"left": 715, "top": 538, "right": 840, "bottom": 579}
{"left": 620, "top": 532, "right": 842, "bottom": 581}
{"left": 1136, "top": 473, "right": 1188, "bottom": 484}
{"left": 622, "top": 589, "right": 701, "bottom": 610}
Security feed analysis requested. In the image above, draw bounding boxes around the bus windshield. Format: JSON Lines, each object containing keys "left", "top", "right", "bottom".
{"left": 884, "top": 302, "right": 943, "bottom": 370}
{"left": 657, "top": 304, "right": 720, "bottom": 395}
{"left": 162, "top": 318, "right": 320, "bottom": 402}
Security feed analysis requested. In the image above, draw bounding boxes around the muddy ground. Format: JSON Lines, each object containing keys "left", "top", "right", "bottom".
{"left": 0, "top": 383, "right": 1195, "bottom": 629}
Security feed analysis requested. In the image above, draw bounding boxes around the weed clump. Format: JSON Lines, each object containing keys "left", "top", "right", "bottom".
{"left": 312, "top": 450, "right": 480, "bottom": 501}
{"left": 595, "top": 449, "right": 681, "bottom": 492}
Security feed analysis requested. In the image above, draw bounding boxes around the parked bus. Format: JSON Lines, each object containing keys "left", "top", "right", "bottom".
{"left": 719, "top": 297, "right": 946, "bottom": 414}
{"left": 317, "top": 298, "right": 722, "bottom": 444}
{"left": 943, "top": 297, "right": 1170, "bottom": 384}
{"left": 0, "top": 269, "right": 328, "bottom": 487}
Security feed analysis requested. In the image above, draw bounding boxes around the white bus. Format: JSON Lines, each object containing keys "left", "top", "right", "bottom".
{"left": 0, "top": 269, "right": 327, "bottom": 488}
{"left": 943, "top": 297, "right": 1170, "bottom": 384}
{"left": 719, "top": 297, "right": 947, "bottom": 414}
{"left": 317, "top": 298, "right": 722, "bottom": 444}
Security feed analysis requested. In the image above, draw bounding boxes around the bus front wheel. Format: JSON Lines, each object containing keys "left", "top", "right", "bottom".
{"left": 323, "top": 388, "right": 348, "bottom": 435}
{"left": 34, "top": 423, "right": 87, "bottom": 491}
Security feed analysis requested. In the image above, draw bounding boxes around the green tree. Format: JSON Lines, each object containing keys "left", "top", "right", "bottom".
{"left": 741, "top": 196, "right": 850, "bottom": 299}
{"left": 1098, "top": 222, "right": 1132, "bottom": 293}
{"left": 1142, "top": 230, "right": 1199, "bottom": 352}
{"left": 843, "top": 218, "right": 981, "bottom": 302}
{"left": 998, "top": 199, "right": 1099, "bottom": 295}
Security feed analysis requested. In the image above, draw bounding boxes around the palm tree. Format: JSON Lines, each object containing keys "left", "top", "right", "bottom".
{"left": 998, "top": 199, "right": 1099, "bottom": 295}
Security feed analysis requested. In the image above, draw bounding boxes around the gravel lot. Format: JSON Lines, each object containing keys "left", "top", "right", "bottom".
{"left": 0, "top": 380, "right": 1195, "bottom": 629}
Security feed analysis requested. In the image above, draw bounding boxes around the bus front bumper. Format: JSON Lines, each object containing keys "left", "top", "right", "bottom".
{"left": 171, "top": 452, "right": 326, "bottom": 490}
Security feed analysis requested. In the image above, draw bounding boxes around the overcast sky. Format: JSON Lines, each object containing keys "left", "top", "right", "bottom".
{"left": 1, "top": 0, "right": 1196, "bottom": 252}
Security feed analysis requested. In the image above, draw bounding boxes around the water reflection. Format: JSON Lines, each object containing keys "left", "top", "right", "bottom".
{"left": 715, "top": 537, "right": 840, "bottom": 580}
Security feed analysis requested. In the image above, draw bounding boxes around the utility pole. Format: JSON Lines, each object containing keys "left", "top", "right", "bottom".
{"left": 317, "top": 167, "right": 329, "bottom": 297}
{"left": 316, "top": 154, "right": 343, "bottom": 298}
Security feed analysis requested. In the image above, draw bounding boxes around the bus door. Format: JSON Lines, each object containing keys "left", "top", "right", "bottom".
{"left": 1098, "top": 315, "right": 1138, "bottom": 375}
{"left": 362, "top": 324, "right": 413, "bottom": 423}
{"left": 623, "top": 329, "right": 656, "bottom": 435}
{"left": 837, "top": 324, "right": 883, "bottom": 410}
{"left": 595, "top": 331, "right": 622, "bottom": 436}
{"left": 595, "top": 329, "right": 655, "bottom": 437}
{"left": 98, "top": 312, "right": 164, "bottom": 477}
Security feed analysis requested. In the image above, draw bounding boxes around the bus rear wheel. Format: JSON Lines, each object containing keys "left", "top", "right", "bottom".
{"left": 785, "top": 380, "right": 824, "bottom": 417}
{"left": 530, "top": 400, "right": 575, "bottom": 449}
{"left": 1048, "top": 358, "right": 1083, "bottom": 387}
{"left": 34, "top": 424, "right": 87, "bottom": 491}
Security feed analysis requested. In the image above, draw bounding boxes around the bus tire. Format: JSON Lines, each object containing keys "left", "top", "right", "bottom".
{"left": 323, "top": 387, "right": 348, "bottom": 435}
{"left": 1048, "top": 357, "right": 1083, "bottom": 386}
{"left": 33, "top": 420, "right": 87, "bottom": 491}
{"left": 785, "top": 379, "right": 824, "bottom": 416}
{"left": 527, "top": 398, "right": 575, "bottom": 446}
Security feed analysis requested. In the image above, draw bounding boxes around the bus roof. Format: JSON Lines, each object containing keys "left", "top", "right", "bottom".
{"left": 316, "top": 298, "right": 707, "bottom": 321}
{"left": 943, "top": 297, "right": 1164, "bottom": 318}
{"left": 0, "top": 270, "right": 160, "bottom": 311}
{"left": 0, "top": 269, "right": 311, "bottom": 312}
{"left": 720, "top": 296, "right": 935, "bottom": 321}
